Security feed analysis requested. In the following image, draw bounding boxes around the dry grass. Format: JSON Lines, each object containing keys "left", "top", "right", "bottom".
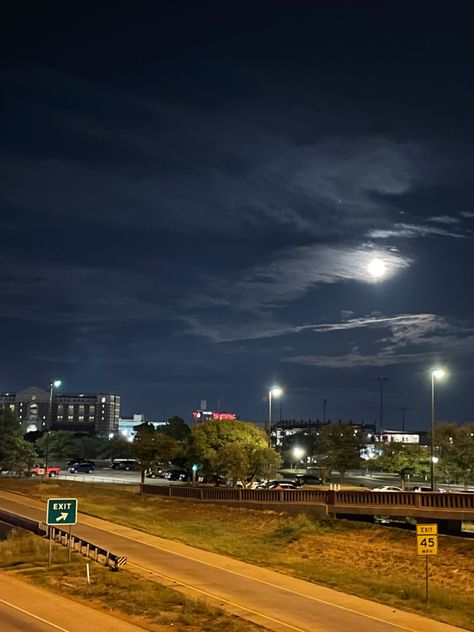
{"left": 1, "top": 479, "right": 473, "bottom": 630}
{"left": 0, "top": 530, "right": 263, "bottom": 632}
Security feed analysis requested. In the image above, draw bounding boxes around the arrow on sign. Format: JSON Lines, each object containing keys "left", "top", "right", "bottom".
{"left": 56, "top": 512, "right": 69, "bottom": 522}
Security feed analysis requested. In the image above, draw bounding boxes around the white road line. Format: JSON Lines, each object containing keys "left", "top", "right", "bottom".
{"left": 0, "top": 492, "right": 442, "bottom": 632}
{"left": 90, "top": 519, "right": 422, "bottom": 632}
{"left": 0, "top": 597, "right": 71, "bottom": 631}
{"left": 129, "top": 561, "right": 308, "bottom": 632}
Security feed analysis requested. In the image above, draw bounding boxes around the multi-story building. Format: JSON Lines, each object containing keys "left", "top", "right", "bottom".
{"left": 118, "top": 413, "right": 167, "bottom": 440}
{"left": 0, "top": 386, "right": 120, "bottom": 435}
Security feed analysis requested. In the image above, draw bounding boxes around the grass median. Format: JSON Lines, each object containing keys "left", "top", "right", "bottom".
{"left": 0, "top": 529, "right": 263, "bottom": 632}
{"left": 1, "top": 478, "right": 473, "bottom": 630}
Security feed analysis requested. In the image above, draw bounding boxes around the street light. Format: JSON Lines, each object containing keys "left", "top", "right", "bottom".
{"left": 48, "top": 379, "right": 62, "bottom": 430}
{"left": 430, "top": 368, "right": 446, "bottom": 491}
{"left": 293, "top": 446, "right": 305, "bottom": 473}
{"left": 45, "top": 379, "right": 62, "bottom": 477}
{"left": 375, "top": 376, "right": 389, "bottom": 435}
{"left": 268, "top": 386, "right": 283, "bottom": 448}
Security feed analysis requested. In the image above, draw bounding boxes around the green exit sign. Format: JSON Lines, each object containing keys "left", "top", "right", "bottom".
{"left": 46, "top": 498, "right": 78, "bottom": 526}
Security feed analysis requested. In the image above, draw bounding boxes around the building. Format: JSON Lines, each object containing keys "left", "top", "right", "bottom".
{"left": 118, "top": 413, "right": 167, "bottom": 441}
{"left": 192, "top": 409, "right": 238, "bottom": 423}
{"left": 273, "top": 419, "right": 376, "bottom": 446}
{"left": 376, "top": 429, "right": 420, "bottom": 444}
{"left": 0, "top": 386, "right": 120, "bottom": 435}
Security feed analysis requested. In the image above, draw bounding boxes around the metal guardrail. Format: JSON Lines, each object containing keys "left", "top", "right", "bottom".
{"left": 0, "top": 508, "right": 127, "bottom": 570}
{"left": 48, "top": 524, "right": 127, "bottom": 571}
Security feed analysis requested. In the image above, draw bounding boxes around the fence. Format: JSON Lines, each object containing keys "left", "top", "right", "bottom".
{"left": 140, "top": 484, "right": 474, "bottom": 522}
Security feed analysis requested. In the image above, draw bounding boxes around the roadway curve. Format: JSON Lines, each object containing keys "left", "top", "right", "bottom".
{"left": 0, "top": 489, "right": 468, "bottom": 632}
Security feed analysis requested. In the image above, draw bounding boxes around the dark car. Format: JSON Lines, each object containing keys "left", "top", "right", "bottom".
{"left": 112, "top": 459, "right": 140, "bottom": 471}
{"left": 68, "top": 462, "right": 94, "bottom": 474}
{"left": 163, "top": 469, "right": 190, "bottom": 482}
{"left": 293, "top": 475, "right": 324, "bottom": 486}
{"left": 67, "top": 459, "right": 95, "bottom": 467}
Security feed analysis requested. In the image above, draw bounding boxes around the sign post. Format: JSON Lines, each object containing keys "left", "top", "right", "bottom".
{"left": 416, "top": 523, "right": 438, "bottom": 602}
{"left": 46, "top": 498, "right": 78, "bottom": 565}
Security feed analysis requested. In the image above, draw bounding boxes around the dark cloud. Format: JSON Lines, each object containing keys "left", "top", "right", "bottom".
{"left": 1, "top": 4, "right": 474, "bottom": 423}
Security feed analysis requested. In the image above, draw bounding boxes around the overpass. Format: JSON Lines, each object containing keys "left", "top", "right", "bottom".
{"left": 141, "top": 485, "right": 474, "bottom": 534}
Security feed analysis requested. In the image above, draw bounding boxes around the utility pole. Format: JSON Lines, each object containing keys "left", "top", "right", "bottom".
{"left": 322, "top": 398, "right": 327, "bottom": 424}
{"left": 400, "top": 407, "right": 409, "bottom": 432}
{"left": 375, "top": 377, "right": 389, "bottom": 434}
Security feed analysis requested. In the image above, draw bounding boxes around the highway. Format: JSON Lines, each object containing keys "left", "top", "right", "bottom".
{"left": 0, "top": 574, "right": 148, "bottom": 632}
{"left": 0, "top": 488, "right": 469, "bottom": 632}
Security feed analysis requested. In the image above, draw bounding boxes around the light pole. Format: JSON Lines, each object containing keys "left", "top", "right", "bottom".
{"left": 375, "top": 376, "right": 389, "bottom": 435}
{"left": 45, "top": 379, "right": 62, "bottom": 476}
{"left": 400, "top": 407, "right": 409, "bottom": 432}
{"left": 430, "top": 369, "right": 446, "bottom": 491}
{"left": 293, "top": 446, "right": 305, "bottom": 473}
{"left": 268, "top": 386, "right": 283, "bottom": 448}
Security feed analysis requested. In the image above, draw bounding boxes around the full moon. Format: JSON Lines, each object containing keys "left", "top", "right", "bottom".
{"left": 368, "top": 258, "right": 387, "bottom": 278}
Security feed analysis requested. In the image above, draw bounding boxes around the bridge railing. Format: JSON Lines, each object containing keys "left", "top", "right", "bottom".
{"left": 140, "top": 484, "right": 474, "bottom": 513}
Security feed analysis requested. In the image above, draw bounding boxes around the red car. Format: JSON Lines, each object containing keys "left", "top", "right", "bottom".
{"left": 30, "top": 465, "right": 61, "bottom": 477}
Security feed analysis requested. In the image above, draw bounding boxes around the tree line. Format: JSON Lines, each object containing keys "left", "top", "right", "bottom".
{"left": 1, "top": 407, "right": 473, "bottom": 487}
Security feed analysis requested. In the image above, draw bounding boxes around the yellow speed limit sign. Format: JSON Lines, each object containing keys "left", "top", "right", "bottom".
{"left": 416, "top": 524, "right": 438, "bottom": 556}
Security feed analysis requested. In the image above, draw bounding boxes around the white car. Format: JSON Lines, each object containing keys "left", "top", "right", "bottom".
{"left": 372, "top": 485, "right": 403, "bottom": 492}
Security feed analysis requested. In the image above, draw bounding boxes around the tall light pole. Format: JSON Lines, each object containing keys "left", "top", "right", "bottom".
{"left": 431, "top": 369, "right": 446, "bottom": 491}
{"left": 48, "top": 379, "right": 62, "bottom": 430}
{"left": 45, "top": 379, "right": 61, "bottom": 476}
{"left": 293, "top": 446, "right": 305, "bottom": 473}
{"left": 400, "top": 407, "right": 409, "bottom": 432}
{"left": 375, "top": 377, "right": 389, "bottom": 435}
{"left": 268, "top": 386, "right": 283, "bottom": 448}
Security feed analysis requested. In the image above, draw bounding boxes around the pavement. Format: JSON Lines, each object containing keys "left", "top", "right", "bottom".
{"left": 0, "top": 573, "right": 149, "bottom": 632}
{"left": 0, "top": 488, "right": 471, "bottom": 632}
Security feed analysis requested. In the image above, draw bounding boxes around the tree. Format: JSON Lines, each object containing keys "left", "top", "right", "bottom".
{"left": 35, "top": 430, "right": 81, "bottom": 461}
{"left": 0, "top": 408, "right": 36, "bottom": 474}
{"left": 160, "top": 416, "right": 191, "bottom": 441}
{"left": 132, "top": 423, "right": 177, "bottom": 483}
{"left": 191, "top": 419, "right": 281, "bottom": 484}
{"left": 318, "top": 423, "right": 364, "bottom": 483}
{"left": 375, "top": 442, "right": 429, "bottom": 488}
{"left": 436, "top": 421, "right": 474, "bottom": 488}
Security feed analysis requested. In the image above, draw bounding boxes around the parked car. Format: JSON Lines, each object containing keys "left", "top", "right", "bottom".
{"left": 198, "top": 474, "right": 228, "bottom": 485}
{"left": 163, "top": 469, "right": 190, "bottom": 482}
{"left": 372, "top": 486, "right": 403, "bottom": 492}
{"left": 67, "top": 458, "right": 95, "bottom": 467}
{"left": 145, "top": 464, "right": 167, "bottom": 478}
{"left": 30, "top": 465, "right": 61, "bottom": 477}
{"left": 268, "top": 482, "right": 298, "bottom": 490}
{"left": 112, "top": 459, "right": 140, "bottom": 471}
{"left": 412, "top": 486, "right": 448, "bottom": 493}
{"left": 257, "top": 479, "right": 296, "bottom": 489}
{"left": 293, "top": 475, "right": 324, "bottom": 486}
{"left": 68, "top": 462, "right": 94, "bottom": 474}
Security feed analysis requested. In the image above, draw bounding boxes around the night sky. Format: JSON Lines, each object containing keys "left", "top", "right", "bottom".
{"left": 2, "top": 2, "right": 474, "bottom": 428}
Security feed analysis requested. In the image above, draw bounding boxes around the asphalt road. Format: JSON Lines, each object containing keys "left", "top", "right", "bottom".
{"left": 0, "top": 574, "right": 148, "bottom": 632}
{"left": 0, "top": 488, "right": 469, "bottom": 632}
